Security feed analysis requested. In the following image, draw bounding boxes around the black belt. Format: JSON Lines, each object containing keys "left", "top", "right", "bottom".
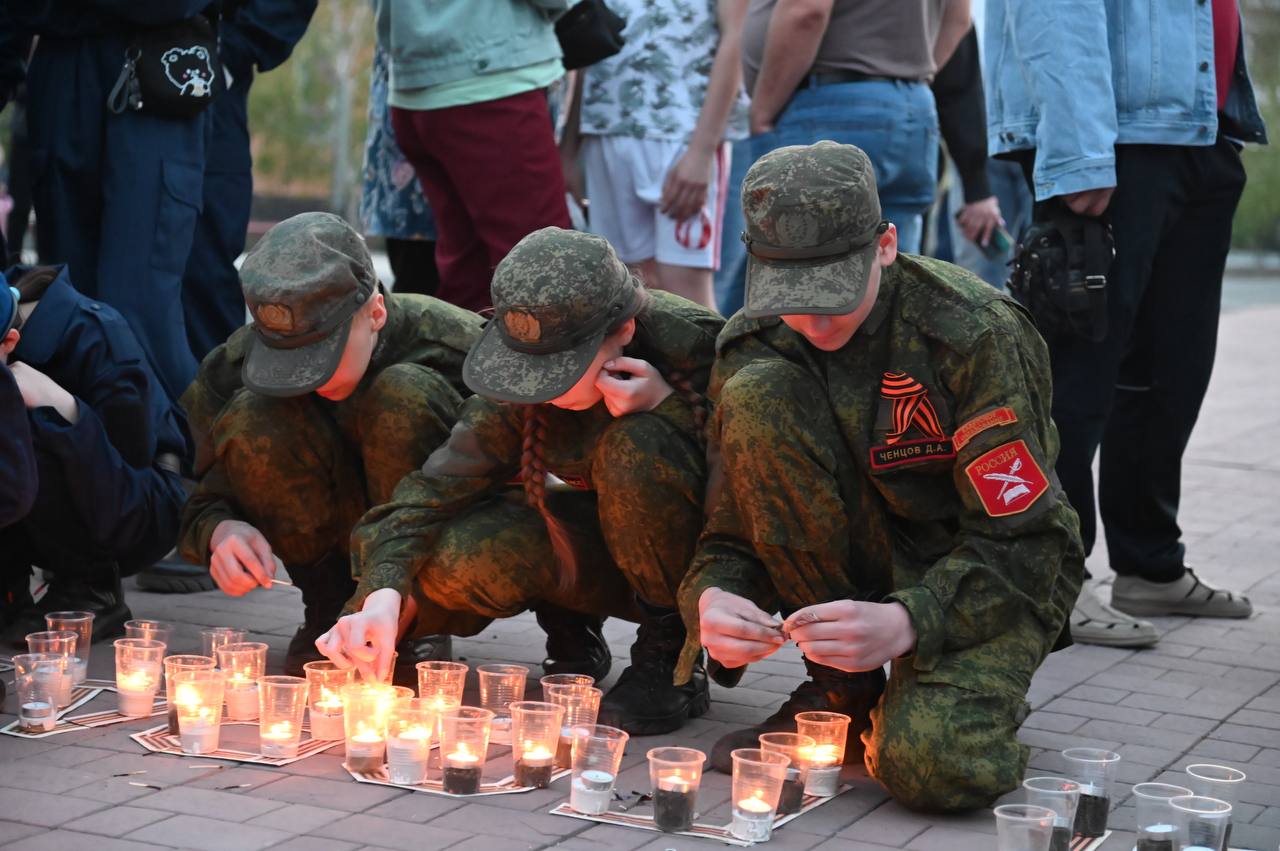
{"left": 795, "top": 69, "right": 917, "bottom": 90}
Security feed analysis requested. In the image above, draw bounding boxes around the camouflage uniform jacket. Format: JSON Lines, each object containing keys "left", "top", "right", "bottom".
{"left": 677, "top": 255, "right": 1085, "bottom": 682}
{"left": 349, "top": 290, "right": 724, "bottom": 607}
{"left": 179, "top": 293, "right": 484, "bottom": 564}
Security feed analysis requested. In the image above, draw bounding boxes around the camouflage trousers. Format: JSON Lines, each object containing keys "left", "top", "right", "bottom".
{"left": 215, "top": 363, "right": 462, "bottom": 573}
{"left": 715, "top": 359, "right": 1049, "bottom": 812}
{"left": 409, "top": 411, "right": 707, "bottom": 633}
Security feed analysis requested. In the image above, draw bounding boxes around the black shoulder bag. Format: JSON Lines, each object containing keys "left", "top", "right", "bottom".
{"left": 556, "top": 0, "right": 627, "bottom": 71}
{"left": 109, "top": 12, "right": 222, "bottom": 119}
{"left": 1008, "top": 205, "right": 1115, "bottom": 343}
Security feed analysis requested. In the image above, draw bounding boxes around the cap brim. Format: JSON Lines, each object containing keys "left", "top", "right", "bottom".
{"left": 242, "top": 318, "right": 353, "bottom": 398}
{"left": 463, "top": 321, "right": 605, "bottom": 404}
{"left": 742, "top": 242, "right": 875, "bottom": 319}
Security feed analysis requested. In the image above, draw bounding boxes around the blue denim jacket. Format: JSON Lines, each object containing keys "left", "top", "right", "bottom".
{"left": 984, "top": 0, "right": 1267, "bottom": 201}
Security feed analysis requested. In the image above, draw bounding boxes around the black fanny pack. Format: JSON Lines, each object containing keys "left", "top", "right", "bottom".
{"left": 1008, "top": 205, "right": 1115, "bottom": 343}
{"left": 109, "top": 13, "right": 222, "bottom": 119}
{"left": 555, "top": 0, "right": 627, "bottom": 71}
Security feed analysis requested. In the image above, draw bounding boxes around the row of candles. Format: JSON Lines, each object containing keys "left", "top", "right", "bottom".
{"left": 11, "top": 618, "right": 854, "bottom": 842}
{"left": 994, "top": 747, "right": 1248, "bottom": 851}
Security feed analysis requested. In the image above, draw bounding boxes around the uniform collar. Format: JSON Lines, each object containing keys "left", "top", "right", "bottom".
{"left": 8, "top": 265, "right": 77, "bottom": 367}
{"left": 858, "top": 261, "right": 898, "bottom": 338}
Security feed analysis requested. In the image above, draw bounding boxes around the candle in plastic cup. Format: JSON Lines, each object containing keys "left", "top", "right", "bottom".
{"left": 795, "top": 711, "right": 850, "bottom": 797}
{"left": 544, "top": 683, "right": 602, "bottom": 769}
{"left": 440, "top": 707, "right": 494, "bottom": 795}
{"left": 258, "top": 675, "right": 308, "bottom": 758}
{"left": 759, "top": 732, "right": 815, "bottom": 816}
{"left": 1170, "top": 794, "right": 1231, "bottom": 851}
{"left": 217, "top": 642, "right": 267, "bottom": 721}
{"left": 1132, "top": 782, "right": 1192, "bottom": 851}
{"left": 342, "top": 682, "right": 397, "bottom": 772}
{"left": 304, "top": 660, "right": 354, "bottom": 741}
{"left": 124, "top": 619, "right": 174, "bottom": 647}
{"left": 648, "top": 746, "right": 705, "bottom": 833}
{"left": 13, "top": 653, "right": 65, "bottom": 733}
{"left": 172, "top": 669, "right": 226, "bottom": 754}
{"left": 539, "top": 673, "right": 594, "bottom": 691}
{"left": 200, "top": 627, "right": 245, "bottom": 661}
{"left": 477, "top": 663, "right": 527, "bottom": 744}
{"left": 114, "top": 638, "right": 165, "bottom": 716}
{"left": 729, "top": 748, "right": 790, "bottom": 842}
{"left": 569, "top": 724, "right": 628, "bottom": 815}
{"left": 164, "top": 655, "right": 216, "bottom": 734}
{"left": 44, "top": 611, "right": 93, "bottom": 684}
{"left": 1023, "top": 777, "right": 1080, "bottom": 851}
{"left": 386, "top": 700, "right": 434, "bottom": 785}
{"left": 25, "top": 630, "right": 76, "bottom": 708}
{"left": 1185, "top": 764, "right": 1244, "bottom": 849}
{"left": 416, "top": 660, "right": 467, "bottom": 700}
{"left": 511, "top": 700, "right": 564, "bottom": 789}
{"left": 1061, "top": 747, "right": 1120, "bottom": 838}
{"left": 994, "top": 803, "right": 1055, "bottom": 851}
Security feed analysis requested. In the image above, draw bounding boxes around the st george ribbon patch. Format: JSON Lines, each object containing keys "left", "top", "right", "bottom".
{"left": 965, "top": 439, "right": 1049, "bottom": 517}
{"left": 953, "top": 406, "right": 1018, "bottom": 451}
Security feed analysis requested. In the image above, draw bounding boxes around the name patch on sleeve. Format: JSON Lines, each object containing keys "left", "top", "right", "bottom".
{"left": 964, "top": 439, "right": 1049, "bottom": 517}
{"left": 953, "top": 406, "right": 1018, "bottom": 451}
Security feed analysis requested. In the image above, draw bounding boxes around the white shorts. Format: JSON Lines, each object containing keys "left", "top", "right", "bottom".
{"left": 581, "top": 135, "right": 731, "bottom": 270}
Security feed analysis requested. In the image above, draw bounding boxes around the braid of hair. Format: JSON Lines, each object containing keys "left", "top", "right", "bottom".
{"left": 663, "top": 369, "right": 709, "bottom": 445}
{"left": 521, "top": 404, "right": 580, "bottom": 595}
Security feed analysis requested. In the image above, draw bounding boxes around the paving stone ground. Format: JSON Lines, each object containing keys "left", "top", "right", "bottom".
{"left": 2, "top": 276, "right": 1279, "bottom": 850}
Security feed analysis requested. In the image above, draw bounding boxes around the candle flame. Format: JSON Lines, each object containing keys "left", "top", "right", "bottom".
{"left": 174, "top": 683, "right": 201, "bottom": 708}
{"left": 317, "top": 686, "right": 342, "bottom": 710}
{"left": 522, "top": 745, "right": 554, "bottom": 760}
{"left": 118, "top": 670, "right": 154, "bottom": 690}
{"left": 263, "top": 721, "right": 293, "bottom": 738}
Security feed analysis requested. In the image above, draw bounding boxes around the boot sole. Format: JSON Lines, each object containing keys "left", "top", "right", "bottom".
{"left": 603, "top": 686, "right": 711, "bottom": 737}
{"left": 1111, "top": 598, "right": 1253, "bottom": 619}
{"left": 1070, "top": 626, "right": 1161, "bottom": 648}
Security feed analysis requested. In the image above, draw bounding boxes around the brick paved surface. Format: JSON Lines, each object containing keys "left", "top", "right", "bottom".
{"left": 2, "top": 278, "right": 1278, "bottom": 850}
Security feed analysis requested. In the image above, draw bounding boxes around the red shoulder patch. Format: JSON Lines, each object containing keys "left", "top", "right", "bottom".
{"left": 964, "top": 439, "right": 1049, "bottom": 517}
{"left": 953, "top": 406, "right": 1018, "bottom": 451}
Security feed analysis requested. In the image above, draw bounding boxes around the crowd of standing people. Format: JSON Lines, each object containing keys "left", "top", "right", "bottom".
{"left": 0, "top": 0, "right": 1267, "bottom": 814}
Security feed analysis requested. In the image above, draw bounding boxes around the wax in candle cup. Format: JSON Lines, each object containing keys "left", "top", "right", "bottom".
{"left": 439, "top": 707, "right": 494, "bottom": 796}
{"left": 729, "top": 748, "right": 790, "bottom": 842}
{"left": 648, "top": 746, "right": 705, "bottom": 833}
{"left": 544, "top": 683, "right": 602, "bottom": 769}
{"left": 759, "top": 732, "right": 816, "bottom": 816}
{"left": 217, "top": 642, "right": 268, "bottom": 721}
{"left": 386, "top": 699, "right": 434, "bottom": 786}
{"left": 510, "top": 700, "right": 564, "bottom": 789}
{"left": 171, "top": 669, "right": 227, "bottom": 755}
{"left": 45, "top": 612, "right": 94, "bottom": 685}
{"left": 1023, "top": 777, "right": 1081, "bottom": 851}
{"left": 25, "top": 630, "right": 78, "bottom": 707}
{"left": 164, "top": 655, "right": 216, "bottom": 735}
{"left": 13, "top": 653, "right": 65, "bottom": 733}
{"left": 994, "top": 804, "right": 1056, "bottom": 851}
{"left": 515, "top": 746, "right": 555, "bottom": 789}
{"left": 200, "top": 627, "right": 246, "bottom": 661}
{"left": 569, "top": 725, "right": 628, "bottom": 815}
{"left": 341, "top": 682, "right": 398, "bottom": 772}
{"left": 124, "top": 619, "right": 174, "bottom": 647}
{"left": 114, "top": 638, "right": 166, "bottom": 717}
{"left": 258, "top": 675, "right": 308, "bottom": 758}
{"left": 1061, "top": 748, "right": 1120, "bottom": 838}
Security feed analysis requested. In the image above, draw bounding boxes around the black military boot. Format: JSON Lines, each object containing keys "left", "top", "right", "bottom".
{"left": 283, "top": 555, "right": 357, "bottom": 676}
{"left": 597, "top": 600, "right": 710, "bottom": 736}
{"left": 535, "top": 605, "right": 612, "bottom": 683}
{"left": 708, "top": 658, "right": 887, "bottom": 774}
{"left": 2, "top": 564, "right": 131, "bottom": 648}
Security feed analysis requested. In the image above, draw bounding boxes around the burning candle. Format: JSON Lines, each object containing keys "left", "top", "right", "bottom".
{"left": 165, "top": 655, "right": 216, "bottom": 735}
{"left": 347, "top": 724, "right": 386, "bottom": 771}
{"left": 258, "top": 675, "right": 308, "bottom": 759}
{"left": 648, "top": 746, "right": 705, "bottom": 833}
{"left": 115, "top": 641, "right": 164, "bottom": 718}
{"left": 181, "top": 704, "right": 221, "bottom": 754}
{"left": 303, "top": 661, "right": 353, "bottom": 741}
{"left": 516, "top": 744, "right": 555, "bottom": 789}
{"left": 259, "top": 721, "right": 296, "bottom": 757}
{"left": 795, "top": 711, "right": 850, "bottom": 798}
{"left": 386, "top": 700, "right": 433, "bottom": 786}
{"left": 218, "top": 643, "right": 268, "bottom": 722}
{"left": 172, "top": 669, "right": 226, "bottom": 754}
{"left": 443, "top": 742, "right": 483, "bottom": 795}
{"left": 439, "top": 707, "right": 493, "bottom": 795}
{"left": 342, "top": 682, "right": 397, "bottom": 772}
{"left": 798, "top": 743, "right": 841, "bottom": 797}
{"left": 511, "top": 700, "right": 564, "bottom": 790}
{"left": 224, "top": 673, "right": 259, "bottom": 721}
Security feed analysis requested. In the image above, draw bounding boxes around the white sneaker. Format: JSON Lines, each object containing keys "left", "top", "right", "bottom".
{"left": 1070, "top": 584, "right": 1160, "bottom": 647}
{"left": 1112, "top": 568, "right": 1252, "bottom": 619}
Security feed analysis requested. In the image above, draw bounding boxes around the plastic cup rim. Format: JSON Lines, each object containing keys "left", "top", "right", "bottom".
{"left": 647, "top": 746, "right": 706, "bottom": 765}
{"left": 1023, "top": 776, "right": 1081, "bottom": 795}
{"left": 994, "top": 803, "right": 1057, "bottom": 823}
{"left": 1186, "top": 763, "right": 1246, "bottom": 784}
{"left": 1133, "top": 782, "right": 1194, "bottom": 800}
{"left": 1168, "top": 794, "right": 1232, "bottom": 816}
{"left": 1061, "top": 747, "right": 1121, "bottom": 765}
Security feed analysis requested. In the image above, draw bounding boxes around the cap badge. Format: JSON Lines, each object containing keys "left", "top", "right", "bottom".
{"left": 256, "top": 303, "right": 295, "bottom": 334}
{"left": 503, "top": 309, "right": 542, "bottom": 344}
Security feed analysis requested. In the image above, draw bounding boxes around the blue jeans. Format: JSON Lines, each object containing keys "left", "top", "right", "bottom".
{"left": 714, "top": 80, "right": 938, "bottom": 316}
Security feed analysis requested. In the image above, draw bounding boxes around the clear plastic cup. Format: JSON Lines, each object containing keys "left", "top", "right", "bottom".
{"left": 217, "top": 642, "right": 268, "bottom": 721}
{"left": 114, "top": 638, "right": 165, "bottom": 717}
{"left": 477, "top": 663, "right": 527, "bottom": 743}
{"left": 544, "top": 682, "right": 602, "bottom": 769}
{"left": 648, "top": 746, "right": 705, "bottom": 833}
{"left": 1185, "top": 763, "right": 1244, "bottom": 848}
{"left": 341, "top": 682, "right": 398, "bottom": 772}
{"left": 1061, "top": 747, "right": 1120, "bottom": 838}
{"left": 304, "top": 660, "right": 354, "bottom": 741}
{"left": 25, "top": 630, "right": 76, "bottom": 707}
{"left": 1023, "top": 777, "right": 1080, "bottom": 851}
{"left": 124, "top": 619, "right": 174, "bottom": 647}
{"left": 386, "top": 699, "right": 434, "bottom": 785}
{"left": 569, "top": 724, "right": 628, "bottom": 815}
{"left": 510, "top": 700, "right": 563, "bottom": 789}
{"left": 1170, "top": 794, "right": 1231, "bottom": 851}
{"left": 439, "top": 707, "right": 494, "bottom": 795}
{"left": 44, "top": 611, "right": 93, "bottom": 684}
{"left": 416, "top": 660, "right": 468, "bottom": 702}
{"left": 994, "top": 803, "right": 1055, "bottom": 851}
{"left": 171, "top": 669, "right": 226, "bottom": 754}
{"left": 164, "top": 655, "right": 216, "bottom": 734}
{"left": 258, "top": 675, "right": 308, "bottom": 758}
{"left": 12, "top": 653, "right": 66, "bottom": 733}
{"left": 1132, "top": 782, "right": 1191, "bottom": 851}
{"left": 539, "top": 673, "right": 594, "bottom": 690}
{"left": 795, "top": 711, "right": 850, "bottom": 797}
{"left": 759, "top": 732, "right": 816, "bottom": 816}
{"left": 200, "top": 627, "right": 245, "bottom": 661}
{"left": 729, "top": 748, "right": 790, "bottom": 842}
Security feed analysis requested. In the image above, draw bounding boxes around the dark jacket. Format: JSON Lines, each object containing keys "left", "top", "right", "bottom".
{"left": 0, "top": 364, "right": 37, "bottom": 527}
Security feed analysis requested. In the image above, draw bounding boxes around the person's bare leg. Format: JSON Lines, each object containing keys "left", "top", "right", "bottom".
{"left": 654, "top": 262, "right": 715, "bottom": 309}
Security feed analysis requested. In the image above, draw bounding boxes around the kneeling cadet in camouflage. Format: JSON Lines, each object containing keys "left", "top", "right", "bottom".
{"left": 319, "top": 227, "right": 724, "bottom": 735}
{"left": 179, "top": 212, "right": 483, "bottom": 676}
{"left": 678, "top": 143, "right": 1085, "bottom": 810}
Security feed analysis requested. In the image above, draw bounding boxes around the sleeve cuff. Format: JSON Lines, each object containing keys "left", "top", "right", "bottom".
{"left": 345, "top": 562, "right": 414, "bottom": 616}
{"left": 887, "top": 585, "right": 946, "bottom": 672}
{"left": 961, "top": 170, "right": 993, "bottom": 205}
{"left": 1033, "top": 158, "right": 1116, "bottom": 202}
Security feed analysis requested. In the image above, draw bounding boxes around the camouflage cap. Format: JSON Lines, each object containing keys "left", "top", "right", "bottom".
{"left": 464, "top": 227, "right": 643, "bottom": 403}
{"left": 741, "top": 141, "right": 884, "bottom": 319}
{"left": 240, "top": 212, "right": 377, "bottom": 397}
